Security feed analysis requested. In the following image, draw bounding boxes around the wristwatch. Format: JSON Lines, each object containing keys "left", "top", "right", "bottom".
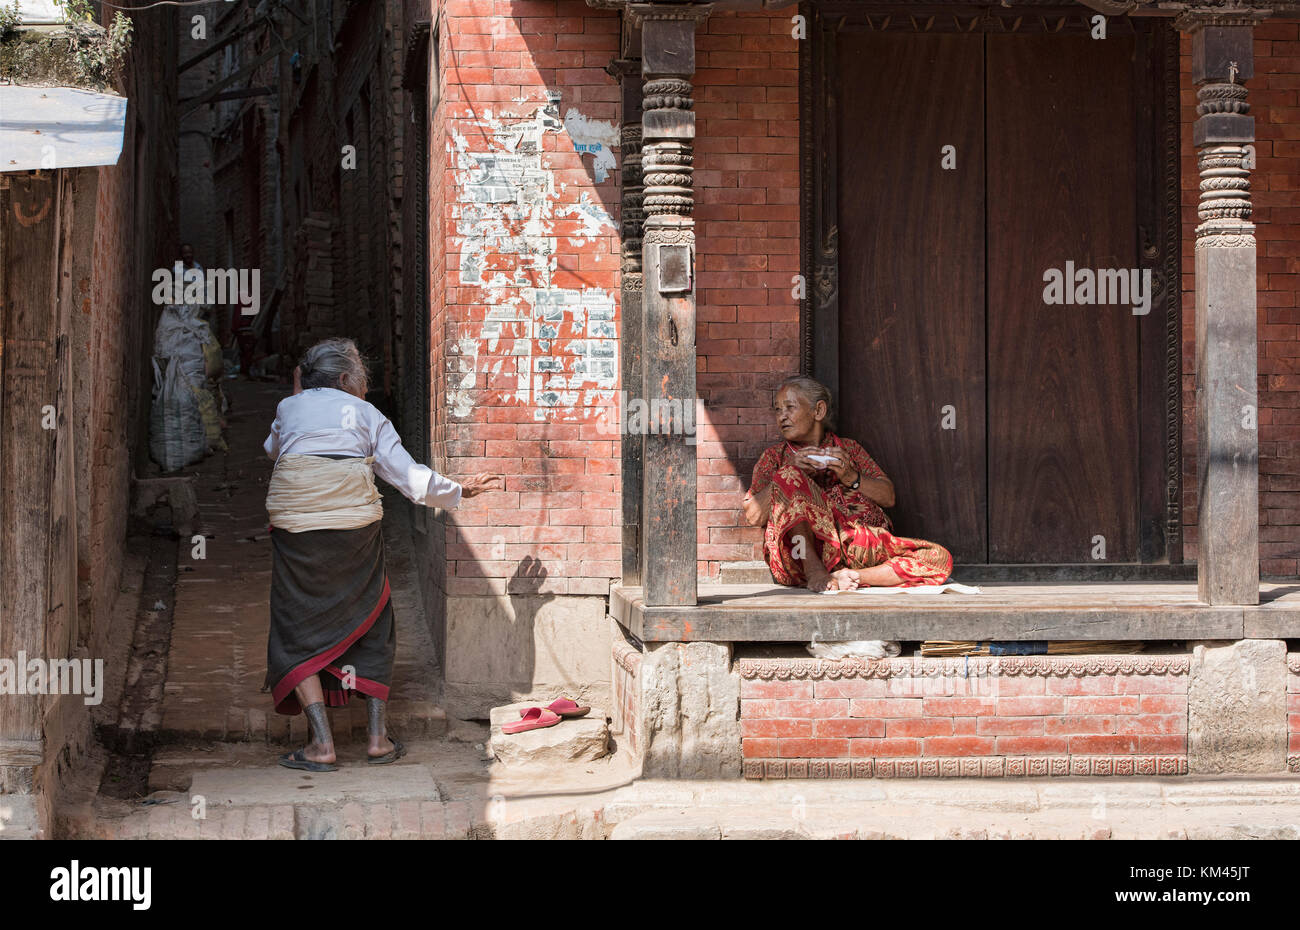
{"left": 848, "top": 471, "right": 861, "bottom": 491}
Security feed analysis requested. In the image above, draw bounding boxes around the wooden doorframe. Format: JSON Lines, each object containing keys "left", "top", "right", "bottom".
{"left": 799, "top": 3, "right": 1184, "bottom": 566}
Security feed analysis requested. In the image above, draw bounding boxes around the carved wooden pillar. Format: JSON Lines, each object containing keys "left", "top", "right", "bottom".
{"left": 611, "top": 54, "right": 646, "bottom": 586}
{"left": 1178, "top": 11, "right": 1263, "bottom": 605}
{"left": 632, "top": 3, "right": 709, "bottom": 607}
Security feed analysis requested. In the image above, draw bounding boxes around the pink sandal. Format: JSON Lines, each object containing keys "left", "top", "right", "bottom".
{"left": 543, "top": 697, "right": 591, "bottom": 719}
{"left": 501, "top": 706, "right": 561, "bottom": 734}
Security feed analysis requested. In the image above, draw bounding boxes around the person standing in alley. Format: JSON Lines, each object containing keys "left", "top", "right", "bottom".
{"left": 262, "top": 337, "right": 502, "bottom": 770}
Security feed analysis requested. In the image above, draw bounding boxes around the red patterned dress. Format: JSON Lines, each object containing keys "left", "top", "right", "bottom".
{"left": 749, "top": 433, "right": 953, "bottom": 587}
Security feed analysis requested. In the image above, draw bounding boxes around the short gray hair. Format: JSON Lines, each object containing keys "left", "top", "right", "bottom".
{"left": 299, "top": 337, "right": 369, "bottom": 395}
{"left": 776, "top": 375, "right": 836, "bottom": 431}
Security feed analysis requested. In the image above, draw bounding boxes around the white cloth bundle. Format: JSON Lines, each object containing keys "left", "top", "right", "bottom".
{"left": 265, "top": 453, "right": 383, "bottom": 532}
{"left": 806, "top": 640, "right": 902, "bottom": 660}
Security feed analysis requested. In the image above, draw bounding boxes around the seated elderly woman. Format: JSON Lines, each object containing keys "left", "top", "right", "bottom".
{"left": 263, "top": 337, "right": 501, "bottom": 772}
{"left": 743, "top": 376, "right": 952, "bottom": 593}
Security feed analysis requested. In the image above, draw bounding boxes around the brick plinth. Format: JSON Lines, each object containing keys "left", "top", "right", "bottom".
{"left": 1288, "top": 653, "right": 1300, "bottom": 773}
{"left": 738, "top": 655, "right": 1192, "bottom": 779}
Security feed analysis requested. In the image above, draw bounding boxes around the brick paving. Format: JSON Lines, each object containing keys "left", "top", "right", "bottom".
{"left": 158, "top": 380, "right": 445, "bottom": 746}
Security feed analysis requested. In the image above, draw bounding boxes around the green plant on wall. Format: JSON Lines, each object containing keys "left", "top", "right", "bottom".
{"left": 0, "top": 1, "right": 22, "bottom": 40}
{"left": 0, "top": 0, "right": 134, "bottom": 89}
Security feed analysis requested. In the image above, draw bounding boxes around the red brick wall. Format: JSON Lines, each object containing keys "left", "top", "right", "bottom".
{"left": 420, "top": 7, "right": 451, "bottom": 656}
{"left": 694, "top": 11, "right": 803, "bottom": 578}
{"left": 82, "top": 4, "right": 178, "bottom": 638}
{"left": 738, "top": 656, "right": 1190, "bottom": 778}
{"left": 433, "top": 0, "right": 623, "bottom": 596}
{"left": 416, "top": 6, "right": 800, "bottom": 588}
{"left": 1182, "top": 23, "right": 1300, "bottom": 578}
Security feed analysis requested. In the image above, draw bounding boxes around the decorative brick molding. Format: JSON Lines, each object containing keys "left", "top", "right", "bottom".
{"left": 739, "top": 654, "right": 1190, "bottom": 778}
{"left": 744, "top": 755, "right": 1189, "bottom": 780}
{"left": 736, "top": 655, "right": 1192, "bottom": 681}
{"left": 1287, "top": 653, "right": 1300, "bottom": 676}
{"left": 611, "top": 634, "right": 644, "bottom": 757}
{"left": 613, "top": 638, "right": 642, "bottom": 677}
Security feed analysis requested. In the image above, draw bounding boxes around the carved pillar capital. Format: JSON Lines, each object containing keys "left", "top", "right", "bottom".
{"left": 627, "top": 2, "right": 713, "bottom": 28}
{"left": 1173, "top": 6, "right": 1271, "bottom": 33}
{"left": 1179, "top": 16, "right": 1259, "bottom": 244}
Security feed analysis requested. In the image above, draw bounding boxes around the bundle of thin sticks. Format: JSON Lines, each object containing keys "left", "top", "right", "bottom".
{"left": 920, "top": 640, "right": 1146, "bottom": 657}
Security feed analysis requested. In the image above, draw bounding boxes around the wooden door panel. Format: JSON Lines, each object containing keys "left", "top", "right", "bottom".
{"left": 836, "top": 32, "right": 988, "bottom": 563}
{"left": 985, "top": 34, "right": 1140, "bottom": 563}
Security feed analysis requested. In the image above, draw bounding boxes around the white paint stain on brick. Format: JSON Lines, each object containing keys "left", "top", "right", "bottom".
{"left": 563, "top": 108, "right": 619, "bottom": 183}
{"left": 448, "top": 97, "right": 619, "bottom": 421}
{"left": 448, "top": 335, "right": 479, "bottom": 418}
{"left": 557, "top": 192, "right": 616, "bottom": 245}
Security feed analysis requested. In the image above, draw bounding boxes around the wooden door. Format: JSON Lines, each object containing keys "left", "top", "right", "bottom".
{"left": 834, "top": 26, "right": 1148, "bottom": 565}
{"left": 836, "top": 32, "right": 988, "bottom": 563}
{"left": 985, "top": 34, "right": 1139, "bottom": 563}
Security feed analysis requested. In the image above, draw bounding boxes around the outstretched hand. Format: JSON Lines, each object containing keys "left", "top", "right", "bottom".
{"left": 460, "top": 473, "right": 504, "bottom": 498}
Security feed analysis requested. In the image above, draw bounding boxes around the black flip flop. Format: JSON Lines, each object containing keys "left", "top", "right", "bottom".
{"left": 278, "top": 748, "right": 338, "bottom": 773}
{"left": 367, "top": 736, "right": 407, "bottom": 765}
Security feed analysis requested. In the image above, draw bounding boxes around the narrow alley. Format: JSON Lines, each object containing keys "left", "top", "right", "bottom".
{"left": 75, "top": 379, "right": 638, "bottom": 839}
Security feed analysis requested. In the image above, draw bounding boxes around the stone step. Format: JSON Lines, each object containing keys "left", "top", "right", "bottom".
{"left": 488, "top": 700, "right": 610, "bottom": 768}
{"left": 156, "top": 698, "right": 448, "bottom": 745}
{"left": 607, "top": 804, "right": 1300, "bottom": 840}
{"left": 81, "top": 760, "right": 1300, "bottom": 840}
{"left": 717, "top": 561, "right": 773, "bottom": 585}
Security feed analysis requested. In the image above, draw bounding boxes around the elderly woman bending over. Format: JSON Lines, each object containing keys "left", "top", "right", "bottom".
{"left": 263, "top": 338, "right": 501, "bottom": 771}
{"left": 742, "top": 376, "right": 952, "bottom": 593}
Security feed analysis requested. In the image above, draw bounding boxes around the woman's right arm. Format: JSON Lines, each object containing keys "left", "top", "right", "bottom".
{"left": 263, "top": 409, "right": 282, "bottom": 460}
{"left": 744, "top": 448, "right": 778, "bottom": 525}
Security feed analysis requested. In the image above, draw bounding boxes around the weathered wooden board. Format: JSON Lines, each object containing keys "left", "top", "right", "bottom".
{"left": 609, "top": 582, "right": 1278, "bottom": 642}
{"left": 0, "top": 171, "right": 61, "bottom": 750}
{"left": 836, "top": 31, "right": 987, "bottom": 564}
{"left": 986, "top": 34, "right": 1140, "bottom": 564}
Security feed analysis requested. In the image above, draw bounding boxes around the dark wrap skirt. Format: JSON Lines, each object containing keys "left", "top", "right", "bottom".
{"left": 267, "top": 520, "right": 395, "bottom": 715}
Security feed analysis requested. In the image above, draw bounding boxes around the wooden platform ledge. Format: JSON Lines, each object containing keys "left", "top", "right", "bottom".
{"left": 609, "top": 582, "right": 1300, "bottom": 643}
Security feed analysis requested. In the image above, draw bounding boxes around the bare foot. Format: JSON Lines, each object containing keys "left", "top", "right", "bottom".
{"left": 299, "top": 740, "right": 336, "bottom": 765}
{"left": 805, "top": 563, "right": 834, "bottom": 592}
{"left": 368, "top": 735, "right": 399, "bottom": 758}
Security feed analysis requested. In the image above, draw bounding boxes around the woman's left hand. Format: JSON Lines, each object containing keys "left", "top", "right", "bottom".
{"left": 460, "top": 473, "right": 505, "bottom": 498}
{"left": 823, "top": 449, "right": 857, "bottom": 486}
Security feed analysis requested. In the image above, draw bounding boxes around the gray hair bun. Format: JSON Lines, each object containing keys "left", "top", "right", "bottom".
{"left": 299, "top": 337, "right": 369, "bottom": 394}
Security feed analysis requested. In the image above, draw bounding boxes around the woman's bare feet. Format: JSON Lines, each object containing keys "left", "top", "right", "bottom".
{"left": 805, "top": 567, "right": 863, "bottom": 593}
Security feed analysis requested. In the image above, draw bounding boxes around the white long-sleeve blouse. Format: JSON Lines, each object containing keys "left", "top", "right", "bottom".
{"left": 263, "top": 387, "right": 462, "bottom": 510}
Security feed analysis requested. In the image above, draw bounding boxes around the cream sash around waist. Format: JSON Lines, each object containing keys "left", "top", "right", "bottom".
{"left": 266, "top": 454, "right": 383, "bottom": 532}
